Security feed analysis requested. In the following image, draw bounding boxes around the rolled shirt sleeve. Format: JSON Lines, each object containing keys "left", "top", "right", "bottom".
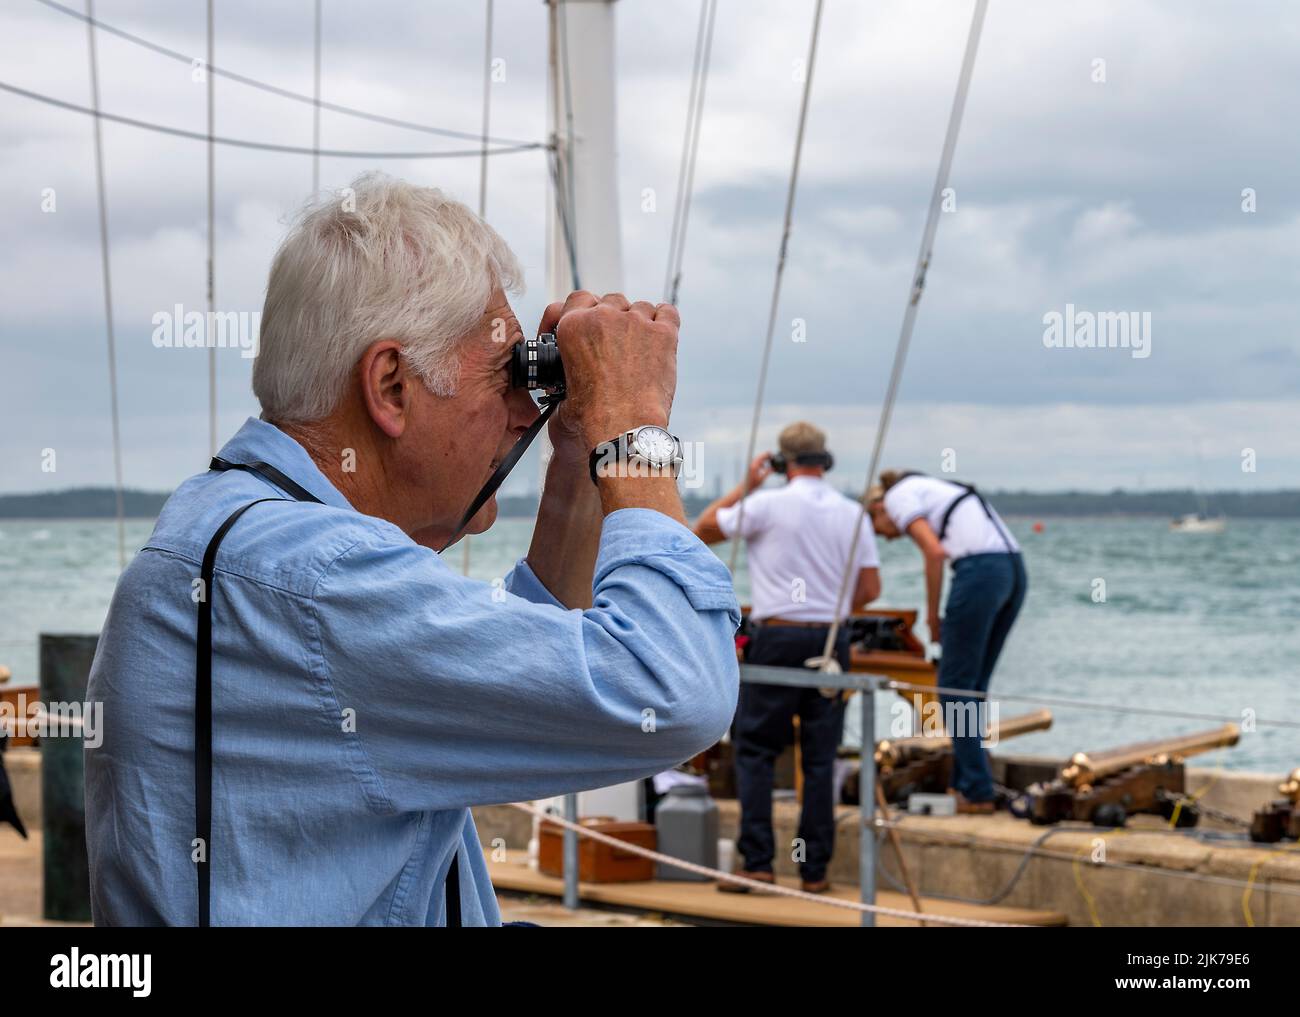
{"left": 311, "top": 508, "right": 741, "bottom": 813}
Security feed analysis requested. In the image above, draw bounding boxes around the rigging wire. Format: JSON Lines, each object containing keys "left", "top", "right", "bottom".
{"left": 663, "top": 0, "right": 718, "bottom": 306}
{"left": 555, "top": 0, "right": 579, "bottom": 268}
{"left": 312, "top": 0, "right": 322, "bottom": 194}
{"left": 206, "top": 0, "right": 216, "bottom": 459}
{"left": 725, "top": 0, "right": 825, "bottom": 575}
{"left": 547, "top": 146, "right": 582, "bottom": 293}
{"left": 478, "top": 0, "right": 495, "bottom": 219}
{"left": 32, "top": 0, "right": 540, "bottom": 148}
{"left": 816, "top": 0, "right": 989, "bottom": 672}
{"left": 462, "top": 0, "right": 496, "bottom": 579}
{"left": 880, "top": 675, "right": 1300, "bottom": 730}
{"left": 83, "top": 0, "right": 126, "bottom": 571}
{"left": 0, "top": 80, "right": 545, "bottom": 158}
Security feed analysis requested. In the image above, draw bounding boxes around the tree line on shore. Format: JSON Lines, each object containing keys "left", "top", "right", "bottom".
{"left": 3, "top": 487, "right": 1299, "bottom": 520}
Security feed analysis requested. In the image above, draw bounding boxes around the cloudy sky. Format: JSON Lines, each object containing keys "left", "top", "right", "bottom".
{"left": 2, "top": 0, "right": 1297, "bottom": 497}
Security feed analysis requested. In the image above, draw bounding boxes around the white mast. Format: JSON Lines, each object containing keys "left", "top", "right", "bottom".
{"left": 544, "top": 0, "right": 642, "bottom": 827}
{"left": 546, "top": 0, "right": 624, "bottom": 300}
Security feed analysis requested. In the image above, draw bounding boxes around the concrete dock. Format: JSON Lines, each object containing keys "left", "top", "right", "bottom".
{"left": 7, "top": 747, "right": 1299, "bottom": 926}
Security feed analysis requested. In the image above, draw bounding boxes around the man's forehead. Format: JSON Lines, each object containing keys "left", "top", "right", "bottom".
{"left": 467, "top": 296, "right": 522, "bottom": 357}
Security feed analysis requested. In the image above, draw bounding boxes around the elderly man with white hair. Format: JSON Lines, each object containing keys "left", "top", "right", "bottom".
{"left": 84, "top": 173, "right": 740, "bottom": 926}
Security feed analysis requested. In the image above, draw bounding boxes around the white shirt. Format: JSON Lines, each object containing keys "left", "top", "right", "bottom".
{"left": 716, "top": 475, "right": 880, "bottom": 623}
{"left": 881, "top": 474, "right": 1019, "bottom": 560}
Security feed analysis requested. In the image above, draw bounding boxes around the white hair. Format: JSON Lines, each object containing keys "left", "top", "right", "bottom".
{"left": 253, "top": 172, "right": 523, "bottom": 423}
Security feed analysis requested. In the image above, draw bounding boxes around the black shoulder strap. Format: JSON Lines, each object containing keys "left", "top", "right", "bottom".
{"left": 196, "top": 461, "right": 464, "bottom": 927}
{"left": 937, "top": 483, "right": 977, "bottom": 540}
{"left": 210, "top": 456, "right": 324, "bottom": 505}
{"left": 196, "top": 495, "right": 286, "bottom": 927}
{"left": 937, "top": 480, "right": 1016, "bottom": 553}
{"left": 446, "top": 849, "right": 462, "bottom": 927}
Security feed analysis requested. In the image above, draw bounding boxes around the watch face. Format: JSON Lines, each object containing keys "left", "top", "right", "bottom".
{"left": 633, "top": 426, "right": 678, "bottom": 467}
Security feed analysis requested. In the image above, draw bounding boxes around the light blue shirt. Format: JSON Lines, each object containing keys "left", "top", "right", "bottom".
{"left": 85, "top": 417, "right": 740, "bottom": 926}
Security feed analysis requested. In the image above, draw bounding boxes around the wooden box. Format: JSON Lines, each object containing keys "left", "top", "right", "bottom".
{"left": 538, "top": 817, "right": 656, "bottom": 882}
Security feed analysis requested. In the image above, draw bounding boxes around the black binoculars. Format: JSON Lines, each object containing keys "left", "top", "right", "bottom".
{"left": 510, "top": 332, "right": 566, "bottom": 399}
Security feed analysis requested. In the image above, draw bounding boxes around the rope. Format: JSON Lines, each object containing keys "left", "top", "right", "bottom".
{"left": 817, "top": 0, "right": 989, "bottom": 671}
{"left": 32, "top": 0, "right": 540, "bottom": 148}
{"left": 205, "top": 0, "right": 217, "bottom": 460}
{"left": 507, "top": 801, "right": 1024, "bottom": 926}
{"left": 726, "top": 0, "right": 825, "bottom": 575}
{"left": 662, "top": 0, "right": 718, "bottom": 306}
{"left": 84, "top": 0, "right": 125, "bottom": 572}
{"left": 0, "top": 80, "right": 546, "bottom": 159}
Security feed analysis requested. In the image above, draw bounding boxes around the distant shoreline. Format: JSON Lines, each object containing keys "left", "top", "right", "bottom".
{"left": 3, "top": 486, "right": 1300, "bottom": 520}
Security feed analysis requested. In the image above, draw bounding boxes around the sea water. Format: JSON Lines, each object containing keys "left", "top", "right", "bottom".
{"left": 0, "top": 516, "right": 1295, "bottom": 773}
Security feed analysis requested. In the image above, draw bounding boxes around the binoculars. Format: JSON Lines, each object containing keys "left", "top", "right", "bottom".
{"left": 510, "top": 332, "right": 566, "bottom": 399}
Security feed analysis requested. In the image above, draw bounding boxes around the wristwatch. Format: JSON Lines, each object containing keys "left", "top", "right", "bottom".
{"left": 589, "top": 425, "right": 684, "bottom": 485}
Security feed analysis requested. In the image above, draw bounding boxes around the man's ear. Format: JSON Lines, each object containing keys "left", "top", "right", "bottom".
{"left": 358, "top": 339, "right": 410, "bottom": 439}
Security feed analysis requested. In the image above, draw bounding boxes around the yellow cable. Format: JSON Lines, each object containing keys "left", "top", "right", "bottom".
{"left": 1242, "top": 842, "right": 1300, "bottom": 927}
{"left": 1071, "top": 825, "right": 1127, "bottom": 927}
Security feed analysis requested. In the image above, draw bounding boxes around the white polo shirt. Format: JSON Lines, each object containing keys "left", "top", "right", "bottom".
{"left": 881, "top": 474, "right": 1019, "bottom": 560}
{"left": 716, "top": 475, "right": 880, "bottom": 623}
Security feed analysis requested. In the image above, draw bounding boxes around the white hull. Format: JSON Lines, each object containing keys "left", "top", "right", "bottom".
{"left": 1170, "top": 514, "right": 1226, "bottom": 533}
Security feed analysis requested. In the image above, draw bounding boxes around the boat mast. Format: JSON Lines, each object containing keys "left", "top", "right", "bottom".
{"left": 544, "top": 2, "right": 641, "bottom": 839}
{"left": 546, "top": 0, "right": 625, "bottom": 300}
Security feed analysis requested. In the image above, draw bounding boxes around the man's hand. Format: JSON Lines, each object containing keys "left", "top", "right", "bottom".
{"left": 525, "top": 291, "right": 685, "bottom": 603}
{"left": 540, "top": 290, "right": 679, "bottom": 453}
{"left": 928, "top": 617, "right": 942, "bottom": 646}
{"left": 746, "top": 452, "right": 773, "bottom": 492}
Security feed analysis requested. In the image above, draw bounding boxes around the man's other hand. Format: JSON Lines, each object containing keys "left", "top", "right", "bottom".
{"left": 542, "top": 290, "right": 679, "bottom": 452}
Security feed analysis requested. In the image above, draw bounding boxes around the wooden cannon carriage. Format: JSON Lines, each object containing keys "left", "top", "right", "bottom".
{"left": 1019, "top": 724, "right": 1241, "bottom": 827}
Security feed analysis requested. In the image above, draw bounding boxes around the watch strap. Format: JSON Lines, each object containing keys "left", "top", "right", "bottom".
{"left": 588, "top": 429, "right": 682, "bottom": 485}
{"left": 589, "top": 434, "right": 626, "bottom": 485}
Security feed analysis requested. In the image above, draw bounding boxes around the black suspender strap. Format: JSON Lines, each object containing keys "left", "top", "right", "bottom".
{"left": 937, "top": 481, "right": 1016, "bottom": 554}
{"left": 446, "top": 851, "right": 461, "bottom": 927}
{"left": 196, "top": 459, "right": 464, "bottom": 927}
{"left": 196, "top": 496, "right": 287, "bottom": 927}
{"left": 937, "top": 484, "right": 977, "bottom": 541}
{"left": 210, "top": 456, "right": 324, "bottom": 505}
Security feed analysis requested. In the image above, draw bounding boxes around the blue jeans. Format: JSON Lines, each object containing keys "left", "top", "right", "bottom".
{"left": 734, "top": 625, "right": 851, "bottom": 882}
{"left": 939, "top": 552, "right": 1026, "bottom": 803}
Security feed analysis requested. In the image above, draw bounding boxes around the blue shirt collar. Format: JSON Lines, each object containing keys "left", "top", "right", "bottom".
{"left": 215, "top": 417, "right": 356, "bottom": 511}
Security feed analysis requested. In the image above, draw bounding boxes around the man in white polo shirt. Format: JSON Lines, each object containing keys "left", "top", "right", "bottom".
{"left": 694, "top": 422, "right": 880, "bottom": 893}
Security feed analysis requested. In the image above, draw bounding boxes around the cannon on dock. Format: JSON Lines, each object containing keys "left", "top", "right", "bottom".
{"left": 1249, "top": 768, "right": 1300, "bottom": 843}
{"left": 872, "top": 709, "right": 1054, "bottom": 804}
{"left": 1020, "top": 723, "right": 1240, "bottom": 827}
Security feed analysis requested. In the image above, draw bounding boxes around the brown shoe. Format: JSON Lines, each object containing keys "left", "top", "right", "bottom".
{"left": 800, "top": 878, "right": 832, "bottom": 894}
{"left": 950, "top": 791, "right": 996, "bottom": 815}
{"left": 718, "top": 870, "right": 776, "bottom": 894}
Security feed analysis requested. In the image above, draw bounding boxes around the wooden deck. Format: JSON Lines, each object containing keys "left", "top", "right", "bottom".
{"left": 488, "top": 851, "right": 1066, "bottom": 927}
